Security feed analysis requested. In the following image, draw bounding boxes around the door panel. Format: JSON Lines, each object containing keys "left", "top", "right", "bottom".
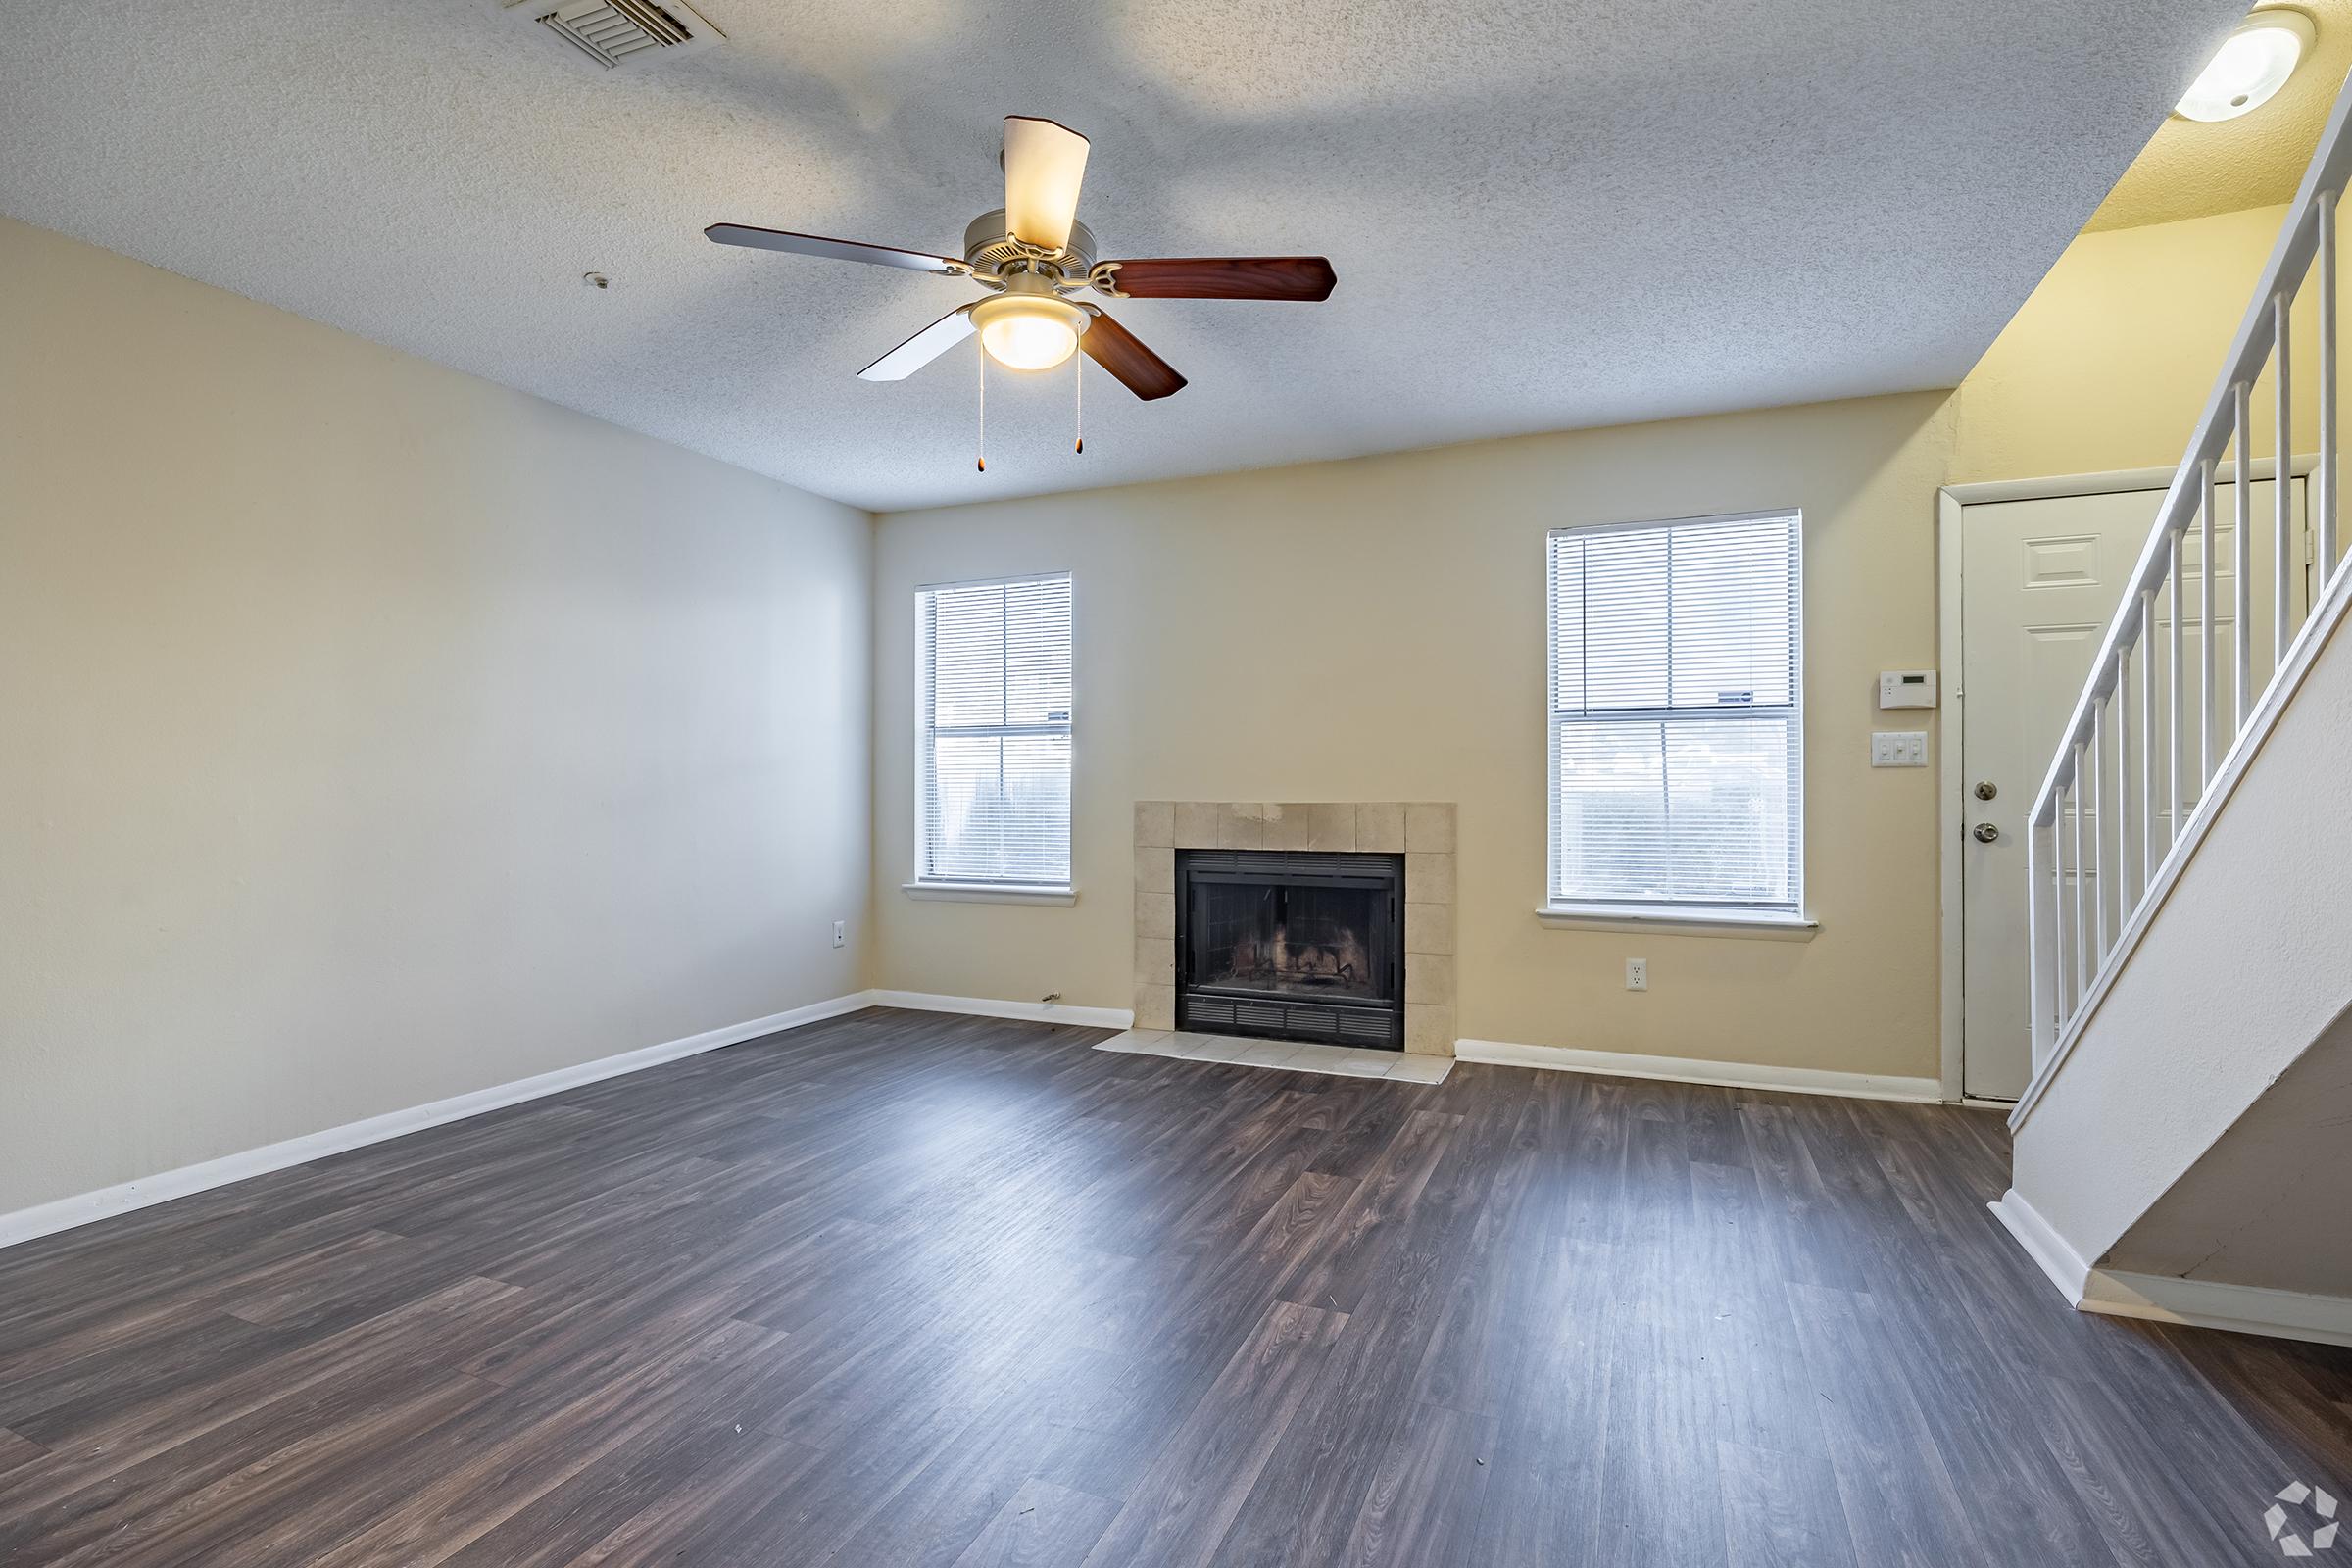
{"left": 1959, "top": 479, "right": 2306, "bottom": 1100}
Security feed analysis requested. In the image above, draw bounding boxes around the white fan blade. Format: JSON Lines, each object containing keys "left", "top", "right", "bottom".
{"left": 858, "top": 307, "right": 975, "bottom": 381}
{"left": 1003, "top": 116, "right": 1090, "bottom": 252}
{"left": 706, "top": 224, "right": 963, "bottom": 274}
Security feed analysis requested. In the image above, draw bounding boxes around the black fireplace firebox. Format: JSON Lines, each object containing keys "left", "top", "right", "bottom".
{"left": 1175, "top": 849, "right": 1405, "bottom": 1049}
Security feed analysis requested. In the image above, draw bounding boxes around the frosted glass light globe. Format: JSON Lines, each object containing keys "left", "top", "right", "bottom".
{"left": 2178, "top": 11, "right": 2313, "bottom": 122}
{"left": 972, "top": 295, "right": 1087, "bottom": 370}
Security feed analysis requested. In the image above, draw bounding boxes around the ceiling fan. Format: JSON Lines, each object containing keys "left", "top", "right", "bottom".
{"left": 705, "top": 116, "right": 1338, "bottom": 403}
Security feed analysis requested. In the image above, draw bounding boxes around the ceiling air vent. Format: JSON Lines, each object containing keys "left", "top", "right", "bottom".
{"left": 495, "top": 0, "right": 724, "bottom": 72}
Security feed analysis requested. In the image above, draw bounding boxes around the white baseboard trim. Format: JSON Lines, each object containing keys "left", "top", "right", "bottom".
{"left": 2082, "top": 1271, "right": 2352, "bottom": 1348}
{"left": 1453, "top": 1038, "right": 1943, "bottom": 1103}
{"left": 866, "top": 990, "right": 1134, "bottom": 1031}
{"left": 1991, "top": 1188, "right": 2352, "bottom": 1348}
{"left": 1989, "top": 1187, "right": 2093, "bottom": 1303}
{"left": 0, "top": 991, "right": 874, "bottom": 1253}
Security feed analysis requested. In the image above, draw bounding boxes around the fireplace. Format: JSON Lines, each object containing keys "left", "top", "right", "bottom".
{"left": 1175, "top": 849, "right": 1404, "bottom": 1049}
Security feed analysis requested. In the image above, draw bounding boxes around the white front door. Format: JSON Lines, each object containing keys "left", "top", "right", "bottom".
{"left": 1958, "top": 478, "right": 2306, "bottom": 1100}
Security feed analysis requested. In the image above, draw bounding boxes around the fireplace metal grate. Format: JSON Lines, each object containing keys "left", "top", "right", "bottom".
{"left": 1181, "top": 995, "right": 1398, "bottom": 1046}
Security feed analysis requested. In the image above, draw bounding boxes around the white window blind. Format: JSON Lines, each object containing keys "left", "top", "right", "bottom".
{"left": 1546, "top": 512, "right": 1802, "bottom": 914}
{"left": 916, "top": 573, "right": 1073, "bottom": 887}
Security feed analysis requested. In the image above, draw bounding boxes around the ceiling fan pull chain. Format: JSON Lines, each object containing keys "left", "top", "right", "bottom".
{"left": 1074, "top": 353, "right": 1084, "bottom": 455}
{"left": 976, "top": 337, "right": 987, "bottom": 472}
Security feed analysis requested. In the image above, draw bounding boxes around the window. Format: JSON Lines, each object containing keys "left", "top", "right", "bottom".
{"left": 1546, "top": 511, "right": 1802, "bottom": 919}
{"left": 915, "top": 573, "right": 1073, "bottom": 889}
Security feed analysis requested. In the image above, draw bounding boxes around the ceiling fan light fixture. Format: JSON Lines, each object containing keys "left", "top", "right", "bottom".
{"left": 2176, "top": 8, "right": 2314, "bottom": 122}
{"left": 971, "top": 293, "right": 1089, "bottom": 371}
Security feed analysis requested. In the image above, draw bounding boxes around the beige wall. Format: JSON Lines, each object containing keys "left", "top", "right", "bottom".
{"left": 0, "top": 185, "right": 2308, "bottom": 1217}
{"left": 0, "top": 216, "right": 873, "bottom": 1215}
{"left": 872, "top": 394, "right": 1959, "bottom": 1078}
{"left": 870, "top": 201, "right": 2319, "bottom": 1081}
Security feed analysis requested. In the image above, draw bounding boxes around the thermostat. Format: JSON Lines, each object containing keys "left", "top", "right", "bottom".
{"left": 1879, "top": 669, "right": 1937, "bottom": 709}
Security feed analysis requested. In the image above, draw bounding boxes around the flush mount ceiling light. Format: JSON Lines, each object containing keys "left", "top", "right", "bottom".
{"left": 2177, "top": 8, "right": 2315, "bottom": 122}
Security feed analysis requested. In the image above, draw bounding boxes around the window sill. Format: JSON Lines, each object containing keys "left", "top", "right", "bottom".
{"left": 903, "top": 881, "right": 1077, "bottom": 906}
{"left": 1536, "top": 905, "right": 1818, "bottom": 941}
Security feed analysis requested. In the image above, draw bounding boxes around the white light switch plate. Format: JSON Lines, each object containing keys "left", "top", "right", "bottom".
{"left": 1871, "top": 732, "right": 1929, "bottom": 767}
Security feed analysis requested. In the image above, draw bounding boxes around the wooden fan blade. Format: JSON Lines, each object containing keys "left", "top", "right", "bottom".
{"left": 705, "top": 223, "right": 963, "bottom": 275}
{"left": 1099, "top": 257, "right": 1337, "bottom": 301}
{"left": 858, "top": 308, "right": 975, "bottom": 381}
{"left": 1003, "top": 117, "right": 1090, "bottom": 252}
{"left": 1079, "top": 309, "right": 1186, "bottom": 401}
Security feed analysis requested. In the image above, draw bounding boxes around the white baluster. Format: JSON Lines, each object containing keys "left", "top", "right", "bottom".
{"left": 2138, "top": 595, "right": 2156, "bottom": 887}
{"left": 2115, "top": 646, "right": 2133, "bottom": 917}
{"left": 2276, "top": 289, "right": 2294, "bottom": 670}
{"left": 2170, "top": 515, "right": 2186, "bottom": 836}
{"left": 2234, "top": 379, "right": 2253, "bottom": 740}
{"left": 2090, "top": 708, "right": 2107, "bottom": 959}
{"left": 2323, "top": 190, "right": 2340, "bottom": 587}
{"left": 2029, "top": 816, "right": 2054, "bottom": 1064}
{"left": 2071, "top": 750, "right": 2088, "bottom": 995}
{"left": 2054, "top": 785, "right": 2073, "bottom": 1021}
{"left": 2208, "top": 418, "right": 2228, "bottom": 790}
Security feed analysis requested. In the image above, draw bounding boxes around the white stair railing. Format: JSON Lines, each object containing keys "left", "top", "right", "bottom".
{"left": 2020, "top": 68, "right": 2352, "bottom": 1117}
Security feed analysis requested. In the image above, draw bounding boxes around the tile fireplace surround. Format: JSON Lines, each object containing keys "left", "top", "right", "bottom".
{"left": 1133, "top": 802, "right": 1457, "bottom": 1055}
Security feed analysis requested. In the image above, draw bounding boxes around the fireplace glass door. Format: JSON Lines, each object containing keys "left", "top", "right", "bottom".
{"left": 1175, "top": 851, "right": 1403, "bottom": 1049}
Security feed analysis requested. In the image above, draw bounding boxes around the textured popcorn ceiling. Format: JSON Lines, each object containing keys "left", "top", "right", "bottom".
{"left": 2087, "top": 0, "right": 2350, "bottom": 232}
{"left": 0, "top": 0, "right": 2244, "bottom": 511}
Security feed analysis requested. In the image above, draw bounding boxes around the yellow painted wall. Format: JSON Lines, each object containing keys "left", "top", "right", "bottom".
{"left": 1954, "top": 202, "right": 2338, "bottom": 482}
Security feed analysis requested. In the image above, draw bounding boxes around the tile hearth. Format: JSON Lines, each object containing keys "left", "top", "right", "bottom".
{"left": 1133, "top": 800, "right": 1457, "bottom": 1054}
{"left": 1097, "top": 1030, "right": 1454, "bottom": 1083}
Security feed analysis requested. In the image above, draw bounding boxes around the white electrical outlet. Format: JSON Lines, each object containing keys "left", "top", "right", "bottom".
{"left": 1625, "top": 957, "right": 1647, "bottom": 992}
{"left": 832, "top": 920, "right": 847, "bottom": 948}
{"left": 1870, "top": 732, "right": 1929, "bottom": 767}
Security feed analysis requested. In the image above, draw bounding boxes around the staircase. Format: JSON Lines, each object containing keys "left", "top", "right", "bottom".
{"left": 1996, "top": 67, "right": 2352, "bottom": 1348}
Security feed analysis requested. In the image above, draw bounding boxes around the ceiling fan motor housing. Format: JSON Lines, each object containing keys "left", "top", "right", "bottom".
{"left": 963, "top": 210, "right": 1098, "bottom": 277}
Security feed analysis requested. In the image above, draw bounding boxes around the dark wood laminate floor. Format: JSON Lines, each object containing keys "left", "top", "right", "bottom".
{"left": 2, "top": 1008, "right": 2348, "bottom": 1566}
